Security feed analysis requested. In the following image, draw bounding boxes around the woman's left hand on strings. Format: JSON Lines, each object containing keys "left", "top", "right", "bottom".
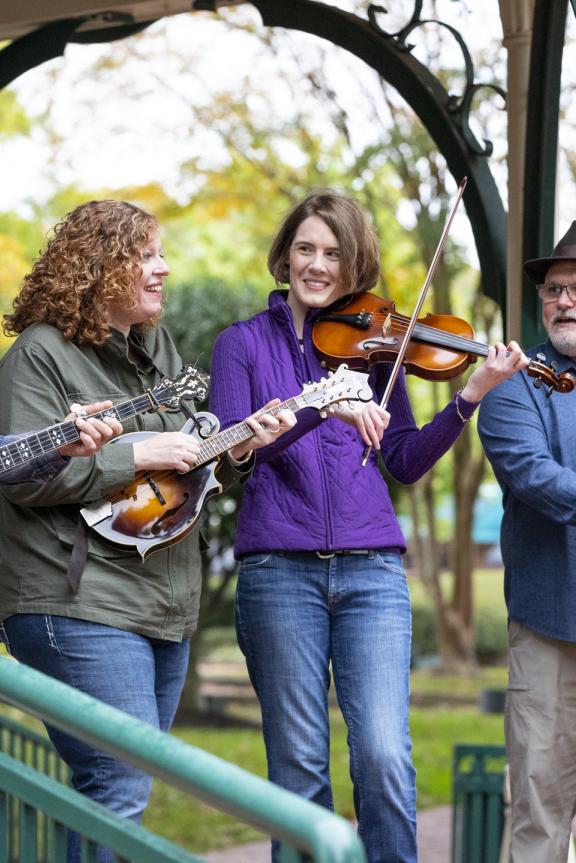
{"left": 59, "top": 401, "right": 123, "bottom": 458}
{"left": 459, "top": 341, "right": 529, "bottom": 403}
{"left": 229, "top": 399, "right": 297, "bottom": 462}
{"left": 332, "top": 400, "right": 390, "bottom": 450}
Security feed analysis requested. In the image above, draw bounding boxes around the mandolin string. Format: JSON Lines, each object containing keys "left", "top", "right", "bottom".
{"left": 105, "top": 374, "right": 373, "bottom": 505}
{"left": 1, "top": 385, "right": 183, "bottom": 475}
{"left": 105, "top": 413, "right": 286, "bottom": 504}
{"left": 104, "top": 391, "right": 340, "bottom": 504}
{"left": 1, "top": 393, "right": 155, "bottom": 462}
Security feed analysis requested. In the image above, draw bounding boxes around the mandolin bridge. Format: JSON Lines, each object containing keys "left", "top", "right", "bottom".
{"left": 147, "top": 477, "right": 166, "bottom": 505}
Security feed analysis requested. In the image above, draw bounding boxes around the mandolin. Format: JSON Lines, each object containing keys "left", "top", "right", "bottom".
{"left": 80, "top": 364, "right": 373, "bottom": 560}
{"left": 0, "top": 365, "right": 209, "bottom": 476}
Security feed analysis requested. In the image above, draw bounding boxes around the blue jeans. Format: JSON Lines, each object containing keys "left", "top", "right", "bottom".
{"left": 1, "top": 614, "right": 189, "bottom": 863}
{"left": 235, "top": 551, "right": 416, "bottom": 863}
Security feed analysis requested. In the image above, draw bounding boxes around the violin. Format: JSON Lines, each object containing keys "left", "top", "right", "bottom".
{"left": 312, "top": 291, "right": 576, "bottom": 394}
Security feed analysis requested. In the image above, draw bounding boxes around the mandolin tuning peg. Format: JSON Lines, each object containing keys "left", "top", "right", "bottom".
{"left": 550, "top": 361, "right": 558, "bottom": 371}
{"left": 533, "top": 378, "right": 542, "bottom": 388}
{"left": 536, "top": 352, "right": 546, "bottom": 362}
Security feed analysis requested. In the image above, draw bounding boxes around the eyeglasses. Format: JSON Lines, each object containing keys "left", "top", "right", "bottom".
{"left": 536, "top": 283, "right": 576, "bottom": 303}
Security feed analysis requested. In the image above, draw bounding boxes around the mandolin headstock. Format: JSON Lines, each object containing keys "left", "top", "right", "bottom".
{"left": 295, "top": 364, "right": 373, "bottom": 414}
{"left": 152, "top": 365, "right": 210, "bottom": 411}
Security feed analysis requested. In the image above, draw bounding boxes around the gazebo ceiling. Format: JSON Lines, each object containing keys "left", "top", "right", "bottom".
{"left": 0, "top": 0, "right": 241, "bottom": 41}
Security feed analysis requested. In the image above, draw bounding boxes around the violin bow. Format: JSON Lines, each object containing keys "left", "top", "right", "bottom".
{"left": 361, "top": 176, "right": 468, "bottom": 466}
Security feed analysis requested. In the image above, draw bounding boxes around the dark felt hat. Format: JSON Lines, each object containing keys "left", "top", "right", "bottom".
{"left": 524, "top": 221, "right": 576, "bottom": 283}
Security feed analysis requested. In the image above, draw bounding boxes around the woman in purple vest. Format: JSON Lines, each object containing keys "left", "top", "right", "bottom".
{"left": 209, "top": 191, "right": 526, "bottom": 863}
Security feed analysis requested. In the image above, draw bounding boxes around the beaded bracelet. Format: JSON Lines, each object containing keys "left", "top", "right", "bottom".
{"left": 454, "top": 388, "right": 471, "bottom": 424}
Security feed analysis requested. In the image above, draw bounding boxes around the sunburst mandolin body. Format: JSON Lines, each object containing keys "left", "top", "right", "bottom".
{"left": 82, "top": 414, "right": 222, "bottom": 560}
{"left": 81, "top": 365, "right": 375, "bottom": 560}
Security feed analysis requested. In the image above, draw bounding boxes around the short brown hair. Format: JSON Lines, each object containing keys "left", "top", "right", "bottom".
{"left": 268, "top": 191, "right": 381, "bottom": 295}
{"left": 3, "top": 200, "right": 158, "bottom": 346}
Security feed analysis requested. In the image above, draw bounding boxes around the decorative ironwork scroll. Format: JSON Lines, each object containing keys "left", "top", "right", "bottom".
{"left": 367, "top": 2, "right": 506, "bottom": 157}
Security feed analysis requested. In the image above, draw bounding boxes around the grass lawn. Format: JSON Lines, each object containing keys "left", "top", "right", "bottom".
{"left": 0, "top": 567, "right": 509, "bottom": 854}
{"left": 0, "top": 696, "right": 505, "bottom": 852}
{"left": 141, "top": 703, "right": 505, "bottom": 852}
{"left": 409, "top": 567, "right": 505, "bottom": 608}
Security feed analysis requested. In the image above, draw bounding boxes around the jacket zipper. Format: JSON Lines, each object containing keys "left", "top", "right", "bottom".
{"left": 301, "top": 314, "right": 334, "bottom": 551}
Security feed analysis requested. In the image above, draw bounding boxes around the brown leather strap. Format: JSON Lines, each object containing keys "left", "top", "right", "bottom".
{"left": 66, "top": 519, "right": 89, "bottom": 593}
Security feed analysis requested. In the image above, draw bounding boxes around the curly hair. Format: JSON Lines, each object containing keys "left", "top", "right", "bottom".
{"left": 3, "top": 200, "right": 159, "bottom": 346}
{"left": 268, "top": 190, "right": 381, "bottom": 296}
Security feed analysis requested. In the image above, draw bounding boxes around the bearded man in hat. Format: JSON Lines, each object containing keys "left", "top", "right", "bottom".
{"left": 478, "top": 222, "right": 576, "bottom": 863}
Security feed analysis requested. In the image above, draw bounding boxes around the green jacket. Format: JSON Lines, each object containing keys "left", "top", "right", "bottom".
{"left": 0, "top": 323, "right": 243, "bottom": 641}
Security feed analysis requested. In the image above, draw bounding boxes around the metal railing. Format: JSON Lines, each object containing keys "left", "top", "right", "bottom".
{"left": 0, "top": 712, "right": 69, "bottom": 784}
{"left": 0, "top": 655, "right": 366, "bottom": 863}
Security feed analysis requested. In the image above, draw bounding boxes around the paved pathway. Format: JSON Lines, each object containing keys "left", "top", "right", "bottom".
{"left": 204, "top": 805, "right": 451, "bottom": 863}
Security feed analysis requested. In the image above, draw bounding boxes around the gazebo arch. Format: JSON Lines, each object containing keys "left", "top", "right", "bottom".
{"left": 0, "top": 0, "right": 573, "bottom": 344}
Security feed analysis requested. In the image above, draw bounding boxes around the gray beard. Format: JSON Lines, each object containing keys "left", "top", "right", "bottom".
{"left": 548, "top": 328, "right": 576, "bottom": 361}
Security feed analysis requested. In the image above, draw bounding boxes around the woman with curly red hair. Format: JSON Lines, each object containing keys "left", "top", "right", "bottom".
{"left": 0, "top": 199, "right": 293, "bottom": 863}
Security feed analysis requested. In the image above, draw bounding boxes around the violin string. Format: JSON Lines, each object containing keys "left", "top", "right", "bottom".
{"left": 359, "top": 312, "right": 489, "bottom": 355}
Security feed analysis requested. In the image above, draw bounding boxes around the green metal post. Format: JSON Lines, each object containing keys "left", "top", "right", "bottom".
{"left": 522, "top": 0, "right": 569, "bottom": 346}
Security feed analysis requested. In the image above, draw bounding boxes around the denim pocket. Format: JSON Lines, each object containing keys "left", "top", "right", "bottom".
{"left": 374, "top": 552, "right": 406, "bottom": 577}
{"left": 239, "top": 552, "right": 274, "bottom": 570}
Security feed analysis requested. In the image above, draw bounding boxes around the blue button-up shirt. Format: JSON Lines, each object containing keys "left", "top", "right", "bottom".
{"left": 0, "top": 435, "right": 68, "bottom": 485}
{"left": 478, "top": 340, "right": 576, "bottom": 641}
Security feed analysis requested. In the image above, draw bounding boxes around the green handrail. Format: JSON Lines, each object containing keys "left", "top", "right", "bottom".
{"left": 0, "top": 656, "right": 366, "bottom": 863}
{"left": 0, "top": 752, "right": 206, "bottom": 863}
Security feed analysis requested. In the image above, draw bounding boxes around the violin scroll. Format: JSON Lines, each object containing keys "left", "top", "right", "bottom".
{"left": 528, "top": 355, "right": 576, "bottom": 395}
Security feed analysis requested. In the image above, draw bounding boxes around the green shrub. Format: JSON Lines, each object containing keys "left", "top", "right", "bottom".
{"left": 474, "top": 607, "right": 508, "bottom": 664}
{"left": 411, "top": 599, "right": 437, "bottom": 663}
{"left": 410, "top": 593, "right": 508, "bottom": 665}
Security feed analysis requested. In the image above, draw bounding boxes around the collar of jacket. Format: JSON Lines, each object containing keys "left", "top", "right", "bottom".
{"left": 267, "top": 289, "right": 325, "bottom": 327}
{"left": 102, "top": 326, "right": 158, "bottom": 373}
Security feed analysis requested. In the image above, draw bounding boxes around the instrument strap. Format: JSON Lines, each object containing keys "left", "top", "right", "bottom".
{"left": 66, "top": 519, "right": 89, "bottom": 593}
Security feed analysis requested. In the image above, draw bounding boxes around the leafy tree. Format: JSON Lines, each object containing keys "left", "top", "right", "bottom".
{"left": 163, "top": 277, "right": 267, "bottom": 371}
{"left": 163, "top": 278, "right": 267, "bottom": 718}
{"left": 0, "top": 6, "right": 508, "bottom": 685}
{"left": 0, "top": 88, "right": 31, "bottom": 137}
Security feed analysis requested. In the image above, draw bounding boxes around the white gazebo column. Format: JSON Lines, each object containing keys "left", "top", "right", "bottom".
{"left": 498, "top": 0, "right": 535, "bottom": 342}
